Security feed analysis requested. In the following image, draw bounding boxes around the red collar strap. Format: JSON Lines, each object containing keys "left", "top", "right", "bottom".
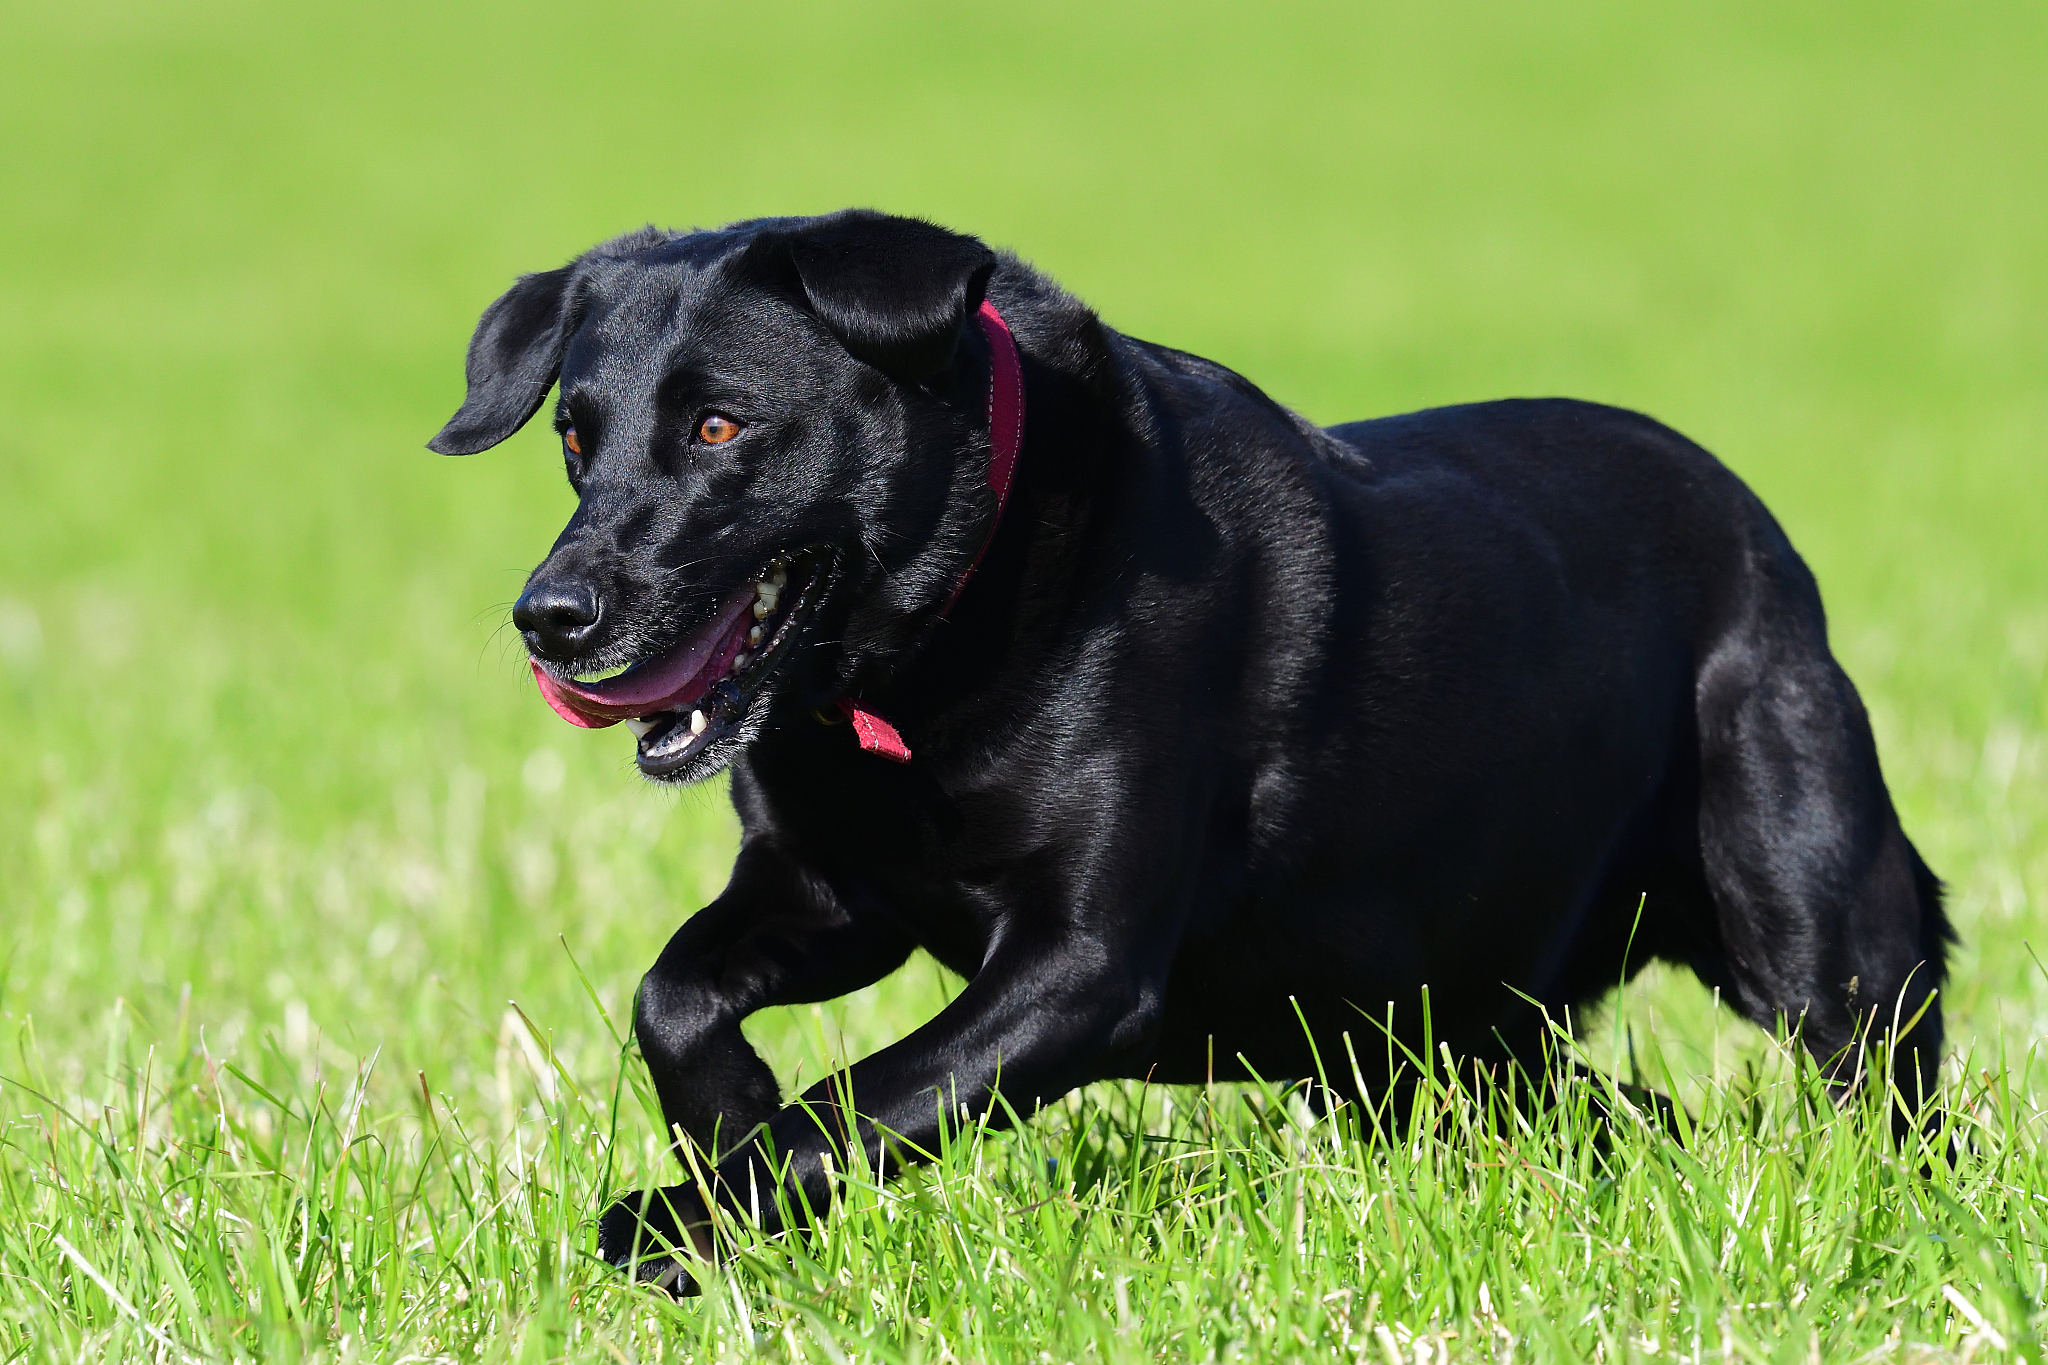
{"left": 837, "top": 300, "right": 1023, "bottom": 762}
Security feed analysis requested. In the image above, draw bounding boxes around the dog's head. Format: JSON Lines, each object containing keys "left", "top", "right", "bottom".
{"left": 431, "top": 211, "right": 1001, "bottom": 782}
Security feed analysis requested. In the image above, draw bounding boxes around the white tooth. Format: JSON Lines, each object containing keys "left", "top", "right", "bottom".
{"left": 748, "top": 625, "right": 763, "bottom": 646}
{"left": 689, "top": 709, "right": 709, "bottom": 736}
{"left": 753, "top": 598, "right": 772, "bottom": 620}
{"left": 624, "top": 717, "right": 657, "bottom": 739}
{"left": 734, "top": 652, "right": 751, "bottom": 670}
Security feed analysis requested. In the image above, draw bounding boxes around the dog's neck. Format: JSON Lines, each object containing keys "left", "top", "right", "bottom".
{"left": 837, "top": 314, "right": 1149, "bottom": 760}
{"left": 836, "top": 300, "right": 1027, "bottom": 763}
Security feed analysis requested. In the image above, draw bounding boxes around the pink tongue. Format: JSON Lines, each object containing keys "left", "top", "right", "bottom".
{"left": 531, "top": 590, "right": 755, "bottom": 730}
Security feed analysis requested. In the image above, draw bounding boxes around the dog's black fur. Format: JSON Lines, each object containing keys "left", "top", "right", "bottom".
{"left": 432, "top": 211, "right": 1951, "bottom": 1287}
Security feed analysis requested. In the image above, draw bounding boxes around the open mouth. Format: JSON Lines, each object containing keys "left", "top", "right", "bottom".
{"left": 529, "top": 550, "right": 832, "bottom": 777}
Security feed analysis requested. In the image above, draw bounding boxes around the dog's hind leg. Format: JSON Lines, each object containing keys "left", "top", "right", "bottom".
{"left": 1690, "top": 583, "right": 1951, "bottom": 1129}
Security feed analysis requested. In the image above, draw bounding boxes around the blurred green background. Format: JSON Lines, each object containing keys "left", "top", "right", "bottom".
{"left": 1, "top": 0, "right": 2042, "bottom": 1096}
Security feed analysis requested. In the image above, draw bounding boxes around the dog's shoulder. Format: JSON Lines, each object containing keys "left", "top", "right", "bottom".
{"left": 1106, "top": 334, "right": 1337, "bottom": 474}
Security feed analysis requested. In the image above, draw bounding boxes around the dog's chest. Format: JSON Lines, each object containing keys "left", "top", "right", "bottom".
{"left": 751, "top": 757, "right": 1073, "bottom": 976}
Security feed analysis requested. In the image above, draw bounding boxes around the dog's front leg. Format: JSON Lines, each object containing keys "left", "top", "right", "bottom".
{"left": 599, "top": 834, "right": 916, "bottom": 1286}
{"left": 696, "top": 927, "right": 1163, "bottom": 1242}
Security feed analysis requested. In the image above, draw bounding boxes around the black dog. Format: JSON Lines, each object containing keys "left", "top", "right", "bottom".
{"left": 430, "top": 210, "right": 1950, "bottom": 1287}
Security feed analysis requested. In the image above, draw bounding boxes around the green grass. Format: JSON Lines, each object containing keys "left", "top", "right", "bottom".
{"left": 2, "top": 1, "right": 2045, "bottom": 1359}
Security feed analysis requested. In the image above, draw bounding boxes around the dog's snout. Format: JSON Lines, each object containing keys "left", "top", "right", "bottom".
{"left": 515, "top": 578, "right": 603, "bottom": 660}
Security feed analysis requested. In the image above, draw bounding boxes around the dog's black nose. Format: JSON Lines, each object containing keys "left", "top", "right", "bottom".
{"left": 515, "top": 580, "right": 603, "bottom": 659}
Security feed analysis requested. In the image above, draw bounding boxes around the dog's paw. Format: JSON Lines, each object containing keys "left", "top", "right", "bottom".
{"left": 597, "top": 1191, "right": 705, "bottom": 1297}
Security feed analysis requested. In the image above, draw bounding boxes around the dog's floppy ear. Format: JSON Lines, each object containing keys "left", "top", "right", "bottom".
{"left": 427, "top": 263, "right": 577, "bottom": 455}
{"left": 775, "top": 211, "right": 998, "bottom": 381}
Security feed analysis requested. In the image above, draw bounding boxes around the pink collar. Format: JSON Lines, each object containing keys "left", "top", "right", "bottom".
{"left": 838, "top": 300, "right": 1024, "bottom": 762}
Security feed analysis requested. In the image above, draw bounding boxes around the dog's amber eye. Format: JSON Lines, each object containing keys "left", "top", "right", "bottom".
{"left": 563, "top": 429, "right": 582, "bottom": 456}
{"left": 697, "top": 414, "right": 742, "bottom": 445}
